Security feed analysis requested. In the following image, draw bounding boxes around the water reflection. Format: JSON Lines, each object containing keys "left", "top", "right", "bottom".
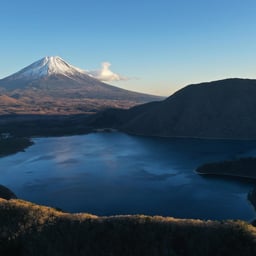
{"left": 0, "top": 132, "right": 256, "bottom": 220}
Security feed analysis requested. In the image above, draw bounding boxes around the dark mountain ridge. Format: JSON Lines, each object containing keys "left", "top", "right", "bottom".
{"left": 90, "top": 78, "right": 256, "bottom": 139}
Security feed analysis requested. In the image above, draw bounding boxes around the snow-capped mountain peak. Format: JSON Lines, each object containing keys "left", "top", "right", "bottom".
{"left": 8, "top": 56, "right": 87, "bottom": 80}
{"left": 0, "top": 56, "right": 162, "bottom": 113}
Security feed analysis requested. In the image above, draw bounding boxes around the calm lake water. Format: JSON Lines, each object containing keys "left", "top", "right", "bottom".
{"left": 1, "top": 132, "right": 256, "bottom": 220}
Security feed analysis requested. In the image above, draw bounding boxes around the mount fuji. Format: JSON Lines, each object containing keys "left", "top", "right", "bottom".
{"left": 0, "top": 56, "right": 162, "bottom": 115}
{"left": 4, "top": 56, "right": 87, "bottom": 80}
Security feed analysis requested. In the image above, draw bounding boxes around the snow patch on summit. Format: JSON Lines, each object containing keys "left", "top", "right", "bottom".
{"left": 8, "top": 56, "right": 87, "bottom": 80}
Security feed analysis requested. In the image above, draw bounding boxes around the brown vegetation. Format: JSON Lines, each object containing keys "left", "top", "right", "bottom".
{"left": 0, "top": 199, "right": 256, "bottom": 256}
{"left": 0, "top": 95, "right": 143, "bottom": 115}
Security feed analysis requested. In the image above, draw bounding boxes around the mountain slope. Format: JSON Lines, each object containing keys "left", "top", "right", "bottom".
{"left": 0, "top": 57, "right": 162, "bottom": 114}
{"left": 90, "top": 78, "right": 256, "bottom": 139}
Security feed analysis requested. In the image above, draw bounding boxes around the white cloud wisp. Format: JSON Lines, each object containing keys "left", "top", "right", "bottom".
{"left": 88, "top": 62, "right": 127, "bottom": 82}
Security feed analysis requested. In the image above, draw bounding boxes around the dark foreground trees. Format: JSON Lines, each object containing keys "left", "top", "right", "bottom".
{"left": 0, "top": 199, "right": 256, "bottom": 256}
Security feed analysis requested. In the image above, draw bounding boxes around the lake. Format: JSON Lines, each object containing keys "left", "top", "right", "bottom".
{"left": 1, "top": 132, "right": 256, "bottom": 220}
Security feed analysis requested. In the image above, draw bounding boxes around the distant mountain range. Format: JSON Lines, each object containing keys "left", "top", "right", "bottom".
{"left": 0, "top": 56, "right": 162, "bottom": 114}
{"left": 90, "top": 78, "right": 256, "bottom": 139}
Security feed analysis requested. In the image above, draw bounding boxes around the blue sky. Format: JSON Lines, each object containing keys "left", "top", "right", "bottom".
{"left": 1, "top": 0, "right": 256, "bottom": 96}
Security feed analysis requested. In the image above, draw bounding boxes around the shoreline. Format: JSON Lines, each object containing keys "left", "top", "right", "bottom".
{"left": 119, "top": 129, "right": 256, "bottom": 141}
{"left": 196, "top": 157, "right": 256, "bottom": 181}
{"left": 196, "top": 170, "right": 256, "bottom": 181}
{"left": 0, "top": 137, "right": 34, "bottom": 157}
{"left": 3, "top": 113, "right": 256, "bottom": 141}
